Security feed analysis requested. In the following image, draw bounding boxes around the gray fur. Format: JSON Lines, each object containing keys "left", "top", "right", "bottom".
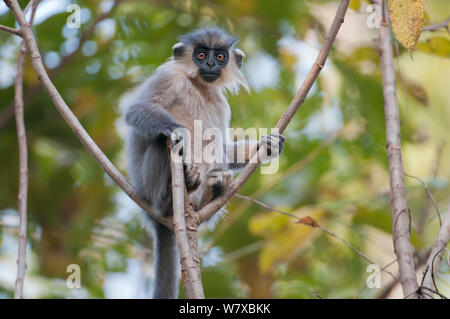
{"left": 122, "top": 27, "right": 284, "bottom": 299}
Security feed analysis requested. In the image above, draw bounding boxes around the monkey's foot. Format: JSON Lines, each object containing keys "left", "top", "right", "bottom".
{"left": 207, "top": 169, "right": 233, "bottom": 198}
{"left": 184, "top": 163, "right": 201, "bottom": 192}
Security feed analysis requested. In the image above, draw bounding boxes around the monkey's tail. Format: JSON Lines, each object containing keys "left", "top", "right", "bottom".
{"left": 151, "top": 220, "right": 180, "bottom": 299}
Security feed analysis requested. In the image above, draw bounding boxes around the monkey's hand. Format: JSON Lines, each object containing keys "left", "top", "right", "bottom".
{"left": 170, "top": 127, "right": 189, "bottom": 157}
{"left": 161, "top": 122, "right": 184, "bottom": 140}
{"left": 257, "top": 133, "right": 286, "bottom": 162}
{"left": 170, "top": 129, "right": 200, "bottom": 192}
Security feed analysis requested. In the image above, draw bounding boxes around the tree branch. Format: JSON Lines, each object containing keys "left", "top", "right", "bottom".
{"left": 377, "top": 0, "right": 419, "bottom": 298}
{"left": 197, "top": 0, "right": 350, "bottom": 223}
{"left": 13, "top": 40, "right": 28, "bottom": 300}
{"left": 404, "top": 171, "right": 441, "bottom": 226}
{"left": 168, "top": 141, "right": 204, "bottom": 299}
{"left": 0, "top": 24, "right": 21, "bottom": 36}
{"left": 13, "top": 0, "right": 40, "bottom": 299}
{"left": 421, "top": 205, "right": 450, "bottom": 299}
{"left": 3, "top": 0, "right": 171, "bottom": 230}
{"left": 422, "top": 18, "right": 449, "bottom": 32}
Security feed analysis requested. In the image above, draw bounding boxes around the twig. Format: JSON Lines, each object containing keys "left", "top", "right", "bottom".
{"left": 0, "top": 24, "right": 21, "bottom": 36}
{"left": 0, "top": 0, "right": 122, "bottom": 131}
{"left": 422, "top": 18, "right": 450, "bottom": 32}
{"left": 234, "top": 193, "right": 299, "bottom": 219}
{"left": 3, "top": 0, "right": 171, "bottom": 230}
{"left": 417, "top": 141, "right": 444, "bottom": 236}
{"left": 197, "top": 0, "right": 350, "bottom": 223}
{"left": 420, "top": 286, "right": 448, "bottom": 299}
{"left": 421, "top": 205, "right": 450, "bottom": 299}
{"left": 13, "top": 0, "right": 40, "bottom": 300}
{"left": 168, "top": 141, "right": 204, "bottom": 299}
{"left": 377, "top": 0, "right": 419, "bottom": 298}
{"left": 404, "top": 171, "right": 442, "bottom": 226}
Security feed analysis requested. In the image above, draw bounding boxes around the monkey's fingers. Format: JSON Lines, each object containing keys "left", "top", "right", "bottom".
{"left": 184, "top": 163, "right": 201, "bottom": 191}
{"left": 170, "top": 127, "right": 188, "bottom": 156}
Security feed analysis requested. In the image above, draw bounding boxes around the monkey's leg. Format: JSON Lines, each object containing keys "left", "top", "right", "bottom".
{"left": 196, "top": 168, "right": 233, "bottom": 209}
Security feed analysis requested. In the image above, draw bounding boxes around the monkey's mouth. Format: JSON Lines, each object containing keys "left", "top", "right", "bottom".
{"left": 200, "top": 72, "right": 220, "bottom": 83}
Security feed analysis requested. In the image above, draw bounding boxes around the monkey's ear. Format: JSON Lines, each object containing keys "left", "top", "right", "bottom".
{"left": 233, "top": 48, "right": 245, "bottom": 69}
{"left": 172, "top": 43, "right": 186, "bottom": 58}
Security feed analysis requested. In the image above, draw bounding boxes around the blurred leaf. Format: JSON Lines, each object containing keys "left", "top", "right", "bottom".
{"left": 249, "top": 207, "right": 324, "bottom": 273}
{"left": 415, "top": 37, "right": 450, "bottom": 57}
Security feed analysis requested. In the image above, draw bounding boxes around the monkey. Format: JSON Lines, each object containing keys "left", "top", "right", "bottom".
{"left": 121, "top": 27, "right": 285, "bottom": 298}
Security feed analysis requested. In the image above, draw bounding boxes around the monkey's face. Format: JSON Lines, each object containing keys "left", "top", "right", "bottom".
{"left": 192, "top": 47, "right": 229, "bottom": 83}
{"left": 172, "top": 27, "right": 249, "bottom": 92}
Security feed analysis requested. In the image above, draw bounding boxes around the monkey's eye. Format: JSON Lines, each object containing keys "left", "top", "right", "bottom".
{"left": 216, "top": 53, "right": 225, "bottom": 61}
{"left": 197, "top": 52, "right": 206, "bottom": 60}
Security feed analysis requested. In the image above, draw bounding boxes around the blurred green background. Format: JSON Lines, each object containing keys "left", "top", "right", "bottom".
{"left": 0, "top": 0, "right": 449, "bottom": 298}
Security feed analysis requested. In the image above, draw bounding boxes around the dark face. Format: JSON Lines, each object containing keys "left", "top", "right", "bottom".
{"left": 192, "top": 47, "right": 229, "bottom": 83}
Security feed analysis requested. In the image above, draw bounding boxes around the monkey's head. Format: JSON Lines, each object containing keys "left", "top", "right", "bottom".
{"left": 172, "top": 27, "right": 249, "bottom": 93}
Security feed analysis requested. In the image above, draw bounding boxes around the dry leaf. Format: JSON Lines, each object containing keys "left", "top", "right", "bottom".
{"left": 296, "top": 216, "right": 320, "bottom": 228}
{"left": 388, "top": 0, "right": 424, "bottom": 51}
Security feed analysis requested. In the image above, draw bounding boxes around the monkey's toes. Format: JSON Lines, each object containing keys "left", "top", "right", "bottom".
{"left": 184, "top": 163, "right": 201, "bottom": 191}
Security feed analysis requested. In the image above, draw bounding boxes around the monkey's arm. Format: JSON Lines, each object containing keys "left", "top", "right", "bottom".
{"left": 125, "top": 102, "right": 182, "bottom": 140}
{"left": 226, "top": 134, "right": 286, "bottom": 170}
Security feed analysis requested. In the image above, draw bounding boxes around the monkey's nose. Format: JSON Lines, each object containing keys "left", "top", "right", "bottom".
{"left": 207, "top": 61, "right": 215, "bottom": 67}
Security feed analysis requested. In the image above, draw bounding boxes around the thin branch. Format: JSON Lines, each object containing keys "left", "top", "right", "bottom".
{"left": 421, "top": 205, "right": 450, "bottom": 299}
{"left": 3, "top": 0, "right": 171, "bottom": 230}
{"left": 234, "top": 193, "right": 300, "bottom": 219}
{"left": 0, "top": 0, "right": 122, "bottom": 131}
{"left": 420, "top": 286, "right": 448, "bottom": 299}
{"left": 168, "top": 141, "right": 204, "bottom": 299}
{"left": 422, "top": 18, "right": 449, "bottom": 32}
{"left": 13, "top": 0, "right": 40, "bottom": 300}
{"left": 404, "top": 171, "right": 442, "bottom": 226}
{"left": 197, "top": 0, "right": 350, "bottom": 223}
{"left": 13, "top": 40, "right": 28, "bottom": 300}
{"left": 377, "top": 0, "right": 419, "bottom": 298}
{"left": 0, "top": 24, "right": 21, "bottom": 36}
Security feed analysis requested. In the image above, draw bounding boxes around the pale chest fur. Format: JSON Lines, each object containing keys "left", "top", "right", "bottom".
{"left": 165, "top": 79, "right": 231, "bottom": 138}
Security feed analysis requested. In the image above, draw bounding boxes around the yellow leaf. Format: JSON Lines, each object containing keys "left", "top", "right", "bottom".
{"left": 388, "top": 0, "right": 424, "bottom": 51}
{"left": 349, "top": 0, "right": 361, "bottom": 11}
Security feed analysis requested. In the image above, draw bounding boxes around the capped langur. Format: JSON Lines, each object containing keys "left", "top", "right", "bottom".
{"left": 122, "top": 27, "right": 285, "bottom": 298}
